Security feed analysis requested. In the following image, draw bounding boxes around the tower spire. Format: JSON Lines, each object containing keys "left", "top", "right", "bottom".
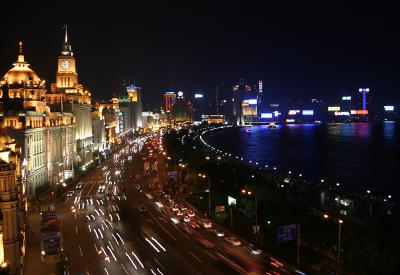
{"left": 64, "top": 24, "right": 68, "bottom": 43}
{"left": 61, "top": 24, "right": 73, "bottom": 56}
{"left": 19, "top": 41, "right": 23, "bottom": 54}
{"left": 17, "top": 41, "right": 25, "bottom": 62}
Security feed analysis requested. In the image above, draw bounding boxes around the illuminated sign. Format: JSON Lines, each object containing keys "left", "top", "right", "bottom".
{"left": 358, "top": 88, "right": 370, "bottom": 92}
{"left": 273, "top": 111, "right": 281, "bottom": 117}
{"left": 328, "top": 106, "right": 340, "bottom": 111}
{"left": 177, "top": 91, "right": 183, "bottom": 97}
{"left": 302, "top": 110, "right": 314, "bottom": 115}
{"left": 261, "top": 113, "right": 273, "bottom": 118}
{"left": 248, "top": 99, "right": 258, "bottom": 105}
{"left": 334, "top": 111, "right": 350, "bottom": 116}
{"left": 342, "top": 96, "right": 351, "bottom": 101}
{"left": 384, "top": 106, "right": 394, "bottom": 111}
{"left": 228, "top": 196, "right": 237, "bottom": 206}
{"left": 286, "top": 119, "right": 295, "bottom": 123}
{"left": 351, "top": 110, "right": 368, "bottom": 115}
{"left": 258, "top": 80, "right": 263, "bottom": 93}
{"left": 288, "top": 110, "right": 300, "bottom": 115}
{"left": 194, "top": 93, "right": 203, "bottom": 98}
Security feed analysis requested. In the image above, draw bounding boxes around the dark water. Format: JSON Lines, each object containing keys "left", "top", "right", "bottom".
{"left": 205, "top": 122, "right": 400, "bottom": 197}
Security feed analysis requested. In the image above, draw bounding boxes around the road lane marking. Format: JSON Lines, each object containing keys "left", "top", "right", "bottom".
{"left": 75, "top": 225, "right": 79, "bottom": 234}
{"left": 79, "top": 245, "right": 83, "bottom": 256}
{"left": 189, "top": 251, "right": 202, "bottom": 263}
{"left": 121, "top": 264, "right": 129, "bottom": 274}
{"left": 147, "top": 211, "right": 176, "bottom": 241}
{"left": 203, "top": 250, "right": 217, "bottom": 260}
{"left": 154, "top": 258, "right": 165, "bottom": 270}
{"left": 93, "top": 242, "right": 98, "bottom": 252}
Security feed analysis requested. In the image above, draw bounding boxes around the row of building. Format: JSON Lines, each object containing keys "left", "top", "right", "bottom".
{"left": 162, "top": 79, "right": 398, "bottom": 125}
{"left": 0, "top": 29, "right": 143, "bottom": 272}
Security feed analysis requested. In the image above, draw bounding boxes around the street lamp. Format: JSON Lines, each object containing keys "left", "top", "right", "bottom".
{"left": 323, "top": 214, "right": 343, "bottom": 275}
{"left": 198, "top": 173, "right": 211, "bottom": 216}
{"left": 241, "top": 187, "right": 259, "bottom": 238}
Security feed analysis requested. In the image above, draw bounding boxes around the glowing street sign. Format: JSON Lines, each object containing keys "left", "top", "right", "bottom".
{"left": 194, "top": 93, "right": 203, "bottom": 98}
{"left": 351, "top": 110, "right": 368, "bottom": 115}
{"left": 302, "top": 110, "right": 314, "bottom": 115}
{"left": 342, "top": 96, "right": 351, "bottom": 101}
{"left": 248, "top": 99, "right": 258, "bottom": 105}
{"left": 334, "top": 111, "right": 350, "bottom": 116}
{"left": 328, "top": 106, "right": 340, "bottom": 111}
{"left": 384, "top": 106, "right": 394, "bottom": 111}
{"left": 286, "top": 119, "right": 295, "bottom": 123}
{"left": 261, "top": 113, "right": 273, "bottom": 118}
{"left": 273, "top": 111, "right": 281, "bottom": 117}
{"left": 228, "top": 196, "right": 237, "bottom": 206}
{"left": 288, "top": 110, "right": 300, "bottom": 115}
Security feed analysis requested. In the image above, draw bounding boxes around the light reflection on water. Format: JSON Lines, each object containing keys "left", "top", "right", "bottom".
{"left": 206, "top": 122, "right": 400, "bottom": 196}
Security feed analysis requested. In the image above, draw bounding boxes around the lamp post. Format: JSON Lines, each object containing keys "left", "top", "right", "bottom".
{"left": 323, "top": 214, "right": 343, "bottom": 275}
{"left": 241, "top": 188, "right": 259, "bottom": 239}
{"left": 198, "top": 173, "right": 211, "bottom": 216}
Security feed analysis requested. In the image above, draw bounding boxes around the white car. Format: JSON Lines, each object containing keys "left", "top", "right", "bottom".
{"left": 212, "top": 229, "right": 225, "bottom": 237}
{"left": 224, "top": 237, "right": 241, "bottom": 246}
{"left": 170, "top": 217, "right": 180, "bottom": 224}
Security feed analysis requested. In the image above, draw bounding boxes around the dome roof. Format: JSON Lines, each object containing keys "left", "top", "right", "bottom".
{"left": 3, "top": 42, "right": 41, "bottom": 84}
{"left": 4, "top": 64, "right": 40, "bottom": 84}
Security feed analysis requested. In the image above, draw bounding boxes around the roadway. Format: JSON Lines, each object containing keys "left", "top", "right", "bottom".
{"left": 55, "top": 133, "right": 300, "bottom": 274}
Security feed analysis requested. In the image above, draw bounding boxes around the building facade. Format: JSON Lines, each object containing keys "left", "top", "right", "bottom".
{"left": 0, "top": 43, "right": 76, "bottom": 197}
{"left": 0, "top": 129, "right": 24, "bottom": 274}
{"left": 47, "top": 28, "right": 93, "bottom": 168}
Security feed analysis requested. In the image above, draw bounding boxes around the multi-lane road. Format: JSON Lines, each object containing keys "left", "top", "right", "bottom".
{"left": 55, "top": 133, "right": 301, "bottom": 274}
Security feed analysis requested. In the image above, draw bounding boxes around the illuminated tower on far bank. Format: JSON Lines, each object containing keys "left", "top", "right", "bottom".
{"left": 164, "top": 91, "right": 176, "bottom": 113}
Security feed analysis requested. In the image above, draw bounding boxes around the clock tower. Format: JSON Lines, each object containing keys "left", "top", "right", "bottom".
{"left": 56, "top": 25, "right": 78, "bottom": 88}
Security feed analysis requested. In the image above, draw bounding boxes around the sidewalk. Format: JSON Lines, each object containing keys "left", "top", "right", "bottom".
{"left": 24, "top": 197, "right": 58, "bottom": 275}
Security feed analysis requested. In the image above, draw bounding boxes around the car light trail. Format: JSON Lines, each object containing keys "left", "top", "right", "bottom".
{"left": 145, "top": 238, "right": 160, "bottom": 252}
{"left": 125, "top": 252, "right": 137, "bottom": 269}
{"left": 116, "top": 233, "right": 124, "bottom": 244}
{"left": 112, "top": 233, "right": 120, "bottom": 245}
{"left": 151, "top": 237, "right": 166, "bottom": 252}
{"left": 131, "top": 251, "right": 144, "bottom": 268}
{"left": 107, "top": 246, "right": 117, "bottom": 261}
{"left": 157, "top": 268, "right": 164, "bottom": 275}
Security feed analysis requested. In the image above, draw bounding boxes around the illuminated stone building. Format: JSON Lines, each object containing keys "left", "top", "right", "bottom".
{"left": 142, "top": 110, "right": 168, "bottom": 131}
{"left": 0, "top": 43, "right": 76, "bottom": 197}
{"left": 0, "top": 129, "right": 24, "bottom": 274}
{"left": 171, "top": 91, "right": 193, "bottom": 123}
{"left": 94, "top": 98, "right": 122, "bottom": 146}
{"left": 47, "top": 27, "right": 93, "bottom": 167}
{"left": 119, "top": 85, "right": 143, "bottom": 133}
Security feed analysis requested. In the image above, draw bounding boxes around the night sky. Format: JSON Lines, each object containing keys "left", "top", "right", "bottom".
{"left": 1, "top": 2, "right": 399, "bottom": 109}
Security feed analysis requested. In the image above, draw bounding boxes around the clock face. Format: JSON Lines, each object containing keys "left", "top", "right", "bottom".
{"left": 61, "top": 60, "right": 70, "bottom": 69}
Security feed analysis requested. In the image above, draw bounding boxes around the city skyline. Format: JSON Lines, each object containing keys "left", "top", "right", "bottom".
{"left": 1, "top": 2, "right": 400, "bottom": 108}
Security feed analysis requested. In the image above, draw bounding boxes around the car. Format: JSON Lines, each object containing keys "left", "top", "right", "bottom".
{"left": 190, "top": 221, "right": 200, "bottom": 229}
{"left": 176, "top": 211, "right": 184, "bottom": 216}
{"left": 187, "top": 211, "right": 195, "bottom": 217}
{"left": 66, "top": 190, "right": 74, "bottom": 197}
{"left": 201, "top": 220, "right": 212, "bottom": 228}
{"left": 170, "top": 217, "right": 180, "bottom": 224}
{"left": 245, "top": 243, "right": 261, "bottom": 255}
{"left": 138, "top": 205, "right": 147, "bottom": 212}
{"left": 183, "top": 216, "right": 191, "bottom": 223}
{"left": 224, "top": 237, "right": 241, "bottom": 246}
{"left": 129, "top": 175, "right": 133, "bottom": 179}
{"left": 212, "top": 229, "right": 225, "bottom": 237}
{"left": 75, "top": 184, "right": 82, "bottom": 189}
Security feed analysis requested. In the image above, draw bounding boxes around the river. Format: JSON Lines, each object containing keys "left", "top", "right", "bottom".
{"left": 205, "top": 122, "right": 400, "bottom": 197}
